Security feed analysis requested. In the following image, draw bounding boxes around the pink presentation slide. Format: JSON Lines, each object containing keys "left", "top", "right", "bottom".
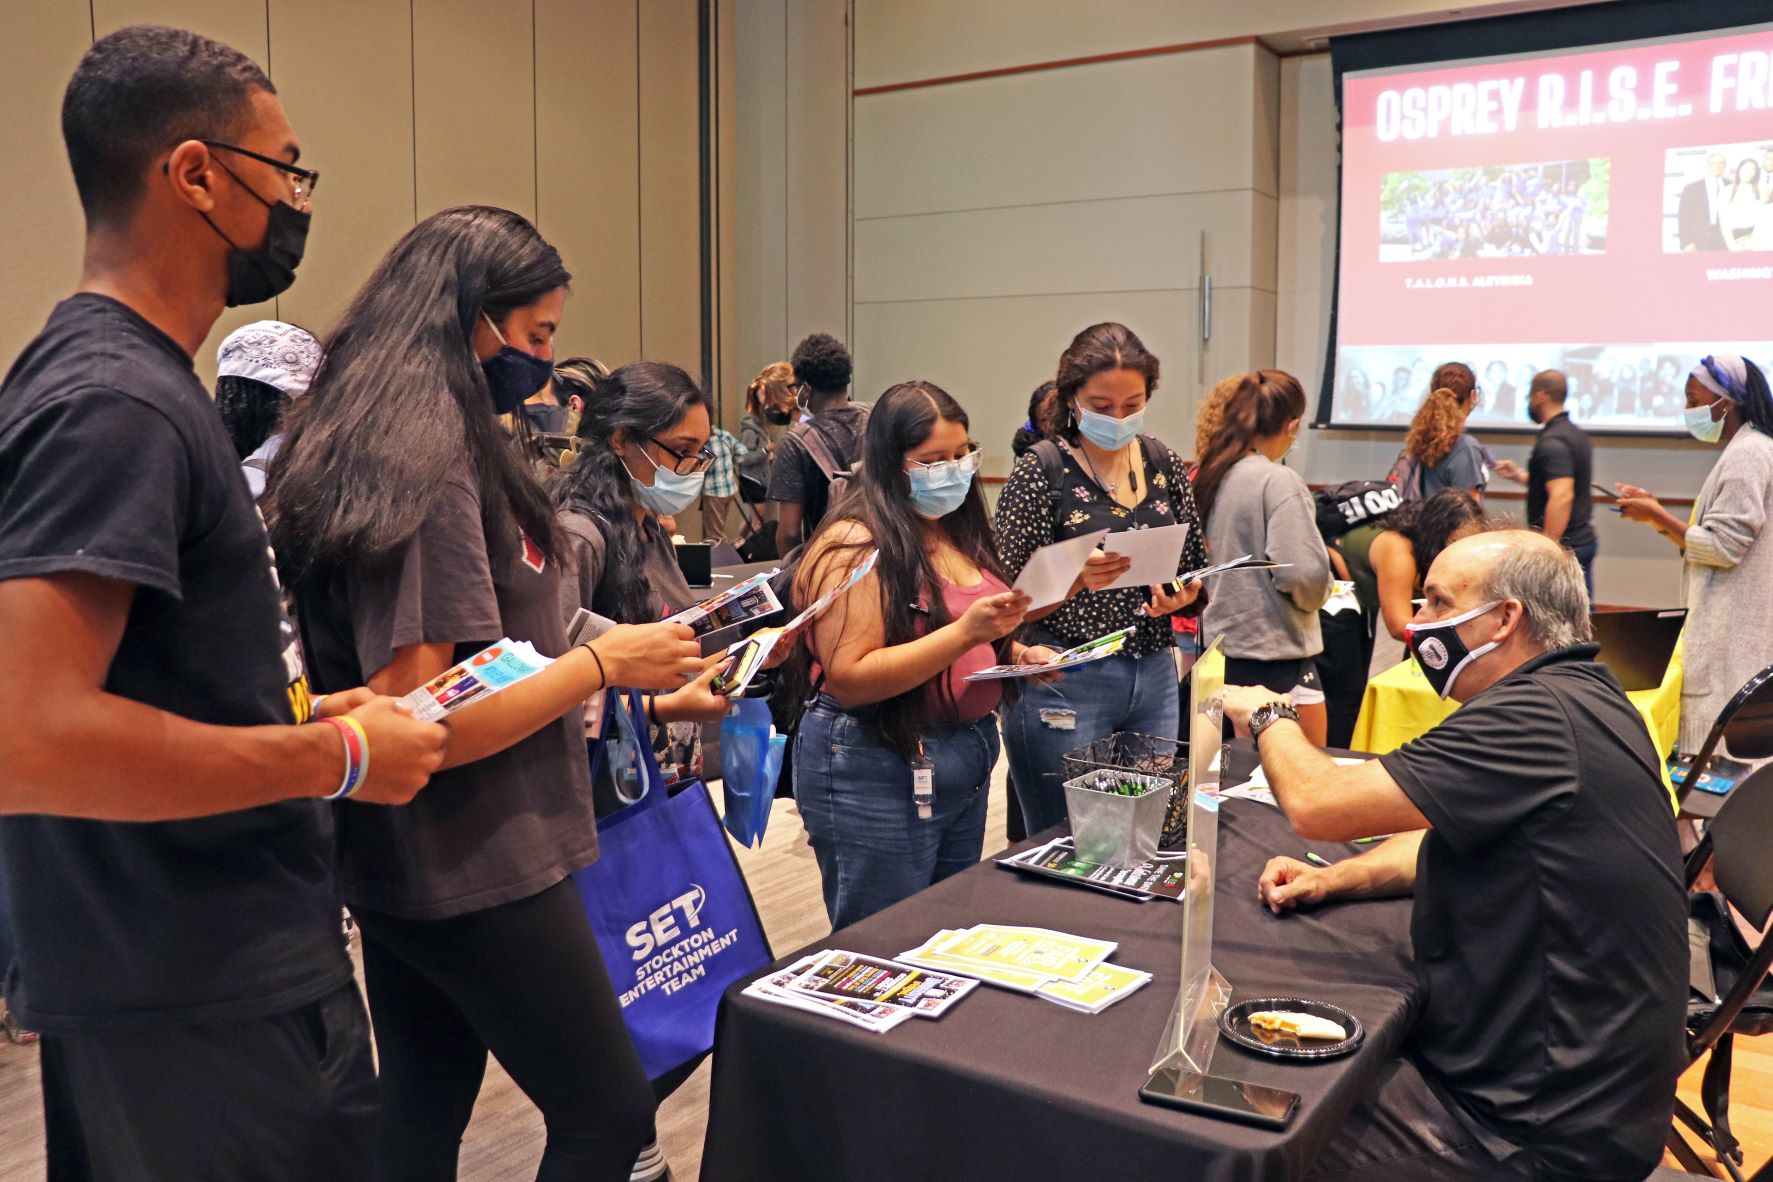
{"left": 1329, "top": 25, "right": 1773, "bottom": 432}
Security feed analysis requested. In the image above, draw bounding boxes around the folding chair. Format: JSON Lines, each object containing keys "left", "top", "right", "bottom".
{"left": 1676, "top": 662, "right": 1773, "bottom": 822}
{"left": 1666, "top": 764, "right": 1773, "bottom": 1179}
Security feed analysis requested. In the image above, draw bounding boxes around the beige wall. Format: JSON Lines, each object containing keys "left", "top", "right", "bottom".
{"left": 0, "top": 0, "right": 707, "bottom": 389}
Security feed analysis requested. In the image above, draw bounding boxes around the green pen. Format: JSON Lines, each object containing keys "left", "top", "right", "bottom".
{"left": 1304, "top": 852, "right": 1332, "bottom": 868}
{"left": 1353, "top": 836, "right": 1382, "bottom": 844}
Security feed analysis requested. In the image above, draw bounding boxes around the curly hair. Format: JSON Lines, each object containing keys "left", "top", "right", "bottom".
{"left": 1011, "top": 380, "right": 1060, "bottom": 456}
{"left": 746, "top": 361, "right": 798, "bottom": 420}
{"left": 1384, "top": 489, "right": 1487, "bottom": 578}
{"left": 1193, "top": 374, "right": 1245, "bottom": 464}
{"left": 1404, "top": 386, "right": 1470, "bottom": 467}
{"left": 790, "top": 333, "right": 852, "bottom": 395}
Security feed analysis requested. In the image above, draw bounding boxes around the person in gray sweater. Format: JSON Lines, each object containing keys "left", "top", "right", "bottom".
{"left": 1615, "top": 353, "right": 1773, "bottom": 752}
{"left": 1193, "top": 371, "right": 1334, "bottom": 743}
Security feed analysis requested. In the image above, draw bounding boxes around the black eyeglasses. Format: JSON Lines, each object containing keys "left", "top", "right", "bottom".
{"left": 648, "top": 436, "right": 716, "bottom": 475}
{"left": 201, "top": 140, "right": 320, "bottom": 202}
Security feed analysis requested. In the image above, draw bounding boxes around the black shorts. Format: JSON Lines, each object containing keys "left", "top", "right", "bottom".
{"left": 41, "top": 982, "right": 375, "bottom": 1182}
{"left": 1222, "top": 655, "right": 1325, "bottom": 706}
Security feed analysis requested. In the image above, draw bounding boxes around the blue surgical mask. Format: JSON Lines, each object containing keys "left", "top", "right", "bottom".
{"left": 1076, "top": 405, "right": 1144, "bottom": 450}
{"left": 905, "top": 450, "right": 980, "bottom": 520}
{"left": 628, "top": 446, "right": 706, "bottom": 516}
{"left": 1684, "top": 401, "right": 1727, "bottom": 444}
{"left": 480, "top": 313, "right": 554, "bottom": 415}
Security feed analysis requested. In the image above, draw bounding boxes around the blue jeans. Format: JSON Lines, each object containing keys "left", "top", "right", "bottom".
{"left": 1571, "top": 540, "right": 1596, "bottom": 600}
{"left": 793, "top": 696, "right": 998, "bottom": 930}
{"left": 1002, "top": 647, "right": 1180, "bottom": 835}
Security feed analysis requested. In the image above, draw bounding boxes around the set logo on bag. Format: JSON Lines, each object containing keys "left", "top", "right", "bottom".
{"left": 620, "top": 884, "right": 743, "bottom": 1006}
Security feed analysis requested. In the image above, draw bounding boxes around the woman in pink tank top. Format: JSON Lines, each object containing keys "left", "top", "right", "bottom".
{"left": 783, "top": 381, "right": 1058, "bottom": 929}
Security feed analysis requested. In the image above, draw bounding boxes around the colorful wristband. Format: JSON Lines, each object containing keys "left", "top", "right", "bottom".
{"left": 320, "top": 716, "right": 370, "bottom": 800}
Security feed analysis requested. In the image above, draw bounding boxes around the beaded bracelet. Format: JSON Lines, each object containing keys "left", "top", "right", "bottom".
{"left": 320, "top": 716, "right": 370, "bottom": 801}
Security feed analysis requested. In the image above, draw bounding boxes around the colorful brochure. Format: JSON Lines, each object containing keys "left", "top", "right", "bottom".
{"left": 782, "top": 548, "right": 879, "bottom": 633}
{"left": 963, "top": 626, "right": 1136, "bottom": 683}
{"left": 922, "top": 925, "right": 1115, "bottom": 984}
{"left": 1035, "top": 963, "right": 1153, "bottom": 1014}
{"left": 667, "top": 571, "right": 782, "bottom": 638}
{"left": 400, "top": 638, "right": 552, "bottom": 722}
{"left": 1175, "top": 554, "right": 1290, "bottom": 583}
{"left": 788, "top": 950, "right": 978, "bottom": 1018}
{"left": 712, "top": 550, "right": 880, "bottom": 697}
{"left": 998, "top": 837, "right": 1188, "bottom": 903}
{"left": 742, "top": 957, "right": 915, "bottom": 1033}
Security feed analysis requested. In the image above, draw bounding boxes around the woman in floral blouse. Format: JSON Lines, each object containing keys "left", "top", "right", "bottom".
{"left": 994, "top": 323, "right": 1206, "bottom": 833}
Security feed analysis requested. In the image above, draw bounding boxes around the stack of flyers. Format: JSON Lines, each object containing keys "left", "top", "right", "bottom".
{"left": 667, "top": 571, "right": 783, "bottom": 638}
{"left": 896, "top": 928, "right": 1150, "bottom": 1014}
{"left": 997, "top": 837, "right": 1188, "bottom": 903}
{"left": 786, "top": 950, "right": 977, "bottom": 1017}
{"left": 400, "top": 638, "right": 552, "bottom": 722}
{"left": 741, "top": 957, "right": 916, "bottom": 1034}
{"left": 963, "top": 626, "right": 1136, "bottom": 682}
{"left": 1171, "top": 554, "right": 1290, "bottom": 586}
{"left": 712, "top": 550, "right": 880, "bottom": 697}
{"left": 1035, "top": 963, "right": 1153, "bottom": 1014}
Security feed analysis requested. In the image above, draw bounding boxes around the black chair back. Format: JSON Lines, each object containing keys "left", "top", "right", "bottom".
{"left": 1709, "top": 764, "right": 1773, "bottom": 932}
{"left": 1722, "top": 665, "right": 1773, "bottom": 762}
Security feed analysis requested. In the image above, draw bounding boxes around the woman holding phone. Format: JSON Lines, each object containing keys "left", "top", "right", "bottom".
{"left": 994, "top": 323, "right": 1206, "bottom": 834}
{"left": 268, "top": 206, "right": 702, "bottom": 1182}
{"left": 789, "top": 381, "right": 1034, "bottom": 928}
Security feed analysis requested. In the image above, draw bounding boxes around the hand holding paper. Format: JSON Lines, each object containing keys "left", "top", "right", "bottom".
{"left": 1011, "top": 529, "right": 1109, "bottom": 609}
{"left": 1100, "top": 523, "right": 1189, "bottom": 591}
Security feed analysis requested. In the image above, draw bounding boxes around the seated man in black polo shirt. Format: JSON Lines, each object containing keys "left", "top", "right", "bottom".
{"left": 1223, "top": 530, "right": 1686, "bottom": 1182}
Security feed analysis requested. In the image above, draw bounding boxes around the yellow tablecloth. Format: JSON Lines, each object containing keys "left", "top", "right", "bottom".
{"left": 1350, "top": 650, "right": 1683, "bottom": 806}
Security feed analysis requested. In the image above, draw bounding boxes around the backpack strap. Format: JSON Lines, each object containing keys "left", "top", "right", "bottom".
{"left": 1137, "top": 434, "right": 1185, "bottom": 513}
{"left": 1030, "top": 438, "right": 1069, "bottom": 530}
{"left": 796, "top": 420, "right": 844, "bottom": 484}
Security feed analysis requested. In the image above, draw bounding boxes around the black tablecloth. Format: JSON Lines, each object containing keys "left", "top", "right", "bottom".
{"left": 701, "top": 747, "right": 1418, "bottom": 1182}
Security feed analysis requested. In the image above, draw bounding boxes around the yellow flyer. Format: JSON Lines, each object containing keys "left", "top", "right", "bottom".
{"left": 898, "top": 931, "right": 1055, "bottom": 993}
{"left": 1036, "top": 962, "right": 1152, "bottom": 1014}
{"left": 929, "top": 925, "right": 1116, "bottom": 984}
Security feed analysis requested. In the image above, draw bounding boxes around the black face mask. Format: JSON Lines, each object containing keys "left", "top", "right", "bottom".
{"left": 202, "top": 177, "right": 310, "bottom": 307}
{"left": 479, "top": 313, "right": 554, "bottom": 415}
{"left": 764, "top": 408, "right": 793, "bottom": 426}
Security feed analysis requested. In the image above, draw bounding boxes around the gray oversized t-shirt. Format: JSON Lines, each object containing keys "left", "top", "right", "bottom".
{"left": 297, "top": 472, "right": 598, "bottom": 920}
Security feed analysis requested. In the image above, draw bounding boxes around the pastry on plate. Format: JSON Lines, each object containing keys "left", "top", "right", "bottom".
{"left": 1248, "top": 1009, "right": 1347, "bottom": 1041}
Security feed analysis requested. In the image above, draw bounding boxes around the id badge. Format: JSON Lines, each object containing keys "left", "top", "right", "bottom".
{"left": 911, "top": 748, "right": 935, "bottom": 821}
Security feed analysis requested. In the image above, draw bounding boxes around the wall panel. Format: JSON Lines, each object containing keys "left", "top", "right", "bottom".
{"left": 269, "top": 0, "right": 414, "bottom": 339}
{"left": 537, "top": 0, "right": 641, "bottom": 365}
{"left": 0, "top": 4, "right": 90, "bottom": 369}
{"left": 638, "top": 0, "right": 702, "bottom": 368}
{"left": 412, "top": 0, "right": 534, "bottom": 222}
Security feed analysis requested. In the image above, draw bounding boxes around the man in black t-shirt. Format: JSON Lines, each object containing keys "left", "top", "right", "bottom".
{"left": 1224, "top": 531, "right": 1685, "bottom": 1182}
{"left": 768, "top": 331, "right": 868, "bottom": 550}
{"left": 0, "top": 27, "right": 445, "bottom": 1179}
{"left": 1492, "top": 370, "right": 1598, "bottom": 595}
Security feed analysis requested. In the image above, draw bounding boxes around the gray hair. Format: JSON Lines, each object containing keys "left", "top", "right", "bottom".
{"left": 1479, "top": 539, "right": 1592, "bottom": 650}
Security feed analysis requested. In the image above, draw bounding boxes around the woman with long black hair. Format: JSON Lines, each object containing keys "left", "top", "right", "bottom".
{"left": 557, "top": 361, "right": 733, "bottom": 794}
{"left": 789, "top": 381, "right": 1033, "bottom": 928}
{"left": 266, "top": 205, "right": 703, "bottom": 1182}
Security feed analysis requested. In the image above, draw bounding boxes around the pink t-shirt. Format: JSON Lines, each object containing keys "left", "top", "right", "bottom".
{"left": 935, "top": 571, "right": 1008, "bottom": 723}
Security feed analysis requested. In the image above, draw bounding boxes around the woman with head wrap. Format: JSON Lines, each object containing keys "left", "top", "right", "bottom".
{"left": 213, "top": 319, "right": 322, "bottom": 498}
{"left": 1616, "top": 353, "right": 1773, "bottom": 752}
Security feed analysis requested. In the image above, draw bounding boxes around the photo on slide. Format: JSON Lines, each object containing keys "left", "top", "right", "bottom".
{"left": 1663, "top": 141, "right": 1773, "bottom": 255}
{"left": 1379, "top": 158, "right": 1609, "bottom": 262}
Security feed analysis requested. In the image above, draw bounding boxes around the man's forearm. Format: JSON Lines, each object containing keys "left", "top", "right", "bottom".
{"left": 0, "top": 693, "right": 339, "bottom": 821}
{"left": 1543, "top": 495, "right": 1571, "bottom": 545}
{"left": 1316, "top": 832, "right": 1423, "bottom": 900}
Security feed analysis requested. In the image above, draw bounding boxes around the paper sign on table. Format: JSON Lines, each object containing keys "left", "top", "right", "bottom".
{"left": 788, "top": 950, "right": 978, "bottom": 1018}
{"left": 925, "top": 925, "right": 1115, "bottom": 984}
{"left": 963, "top": 626, "right": 1136, "bottom": 683}
{"left": 401, "top": 639, "right": 552, "bottom": 722}
{"left": 999, "top": 837, "right": 1188, "bottom": 902}
{"left": 1011, "top": 528, "right": 1110, "bottom": 610}
{"left": 667, "top": 571, "right": 782, "bottom": 638}
{"left": 896, "top": 931, "right": 1056, "bottom": 993}
{"left": 1101, "top": 523, "right": 1190, "bottom": 591}
{"left": 1035, "top": 963, "right": 1152, "bottom": 1013}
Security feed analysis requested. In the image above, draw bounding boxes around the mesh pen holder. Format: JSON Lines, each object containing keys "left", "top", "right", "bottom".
{"left": 1061, "top": 769, "right": 1174, "bottom": 868}
{"left": 1060, "top": 732, "right": 1189, "bottom": 850}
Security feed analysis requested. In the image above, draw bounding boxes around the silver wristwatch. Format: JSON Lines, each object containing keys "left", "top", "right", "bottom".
{"left": 1248, "top": 700, "right": 1301, "bottom": 741}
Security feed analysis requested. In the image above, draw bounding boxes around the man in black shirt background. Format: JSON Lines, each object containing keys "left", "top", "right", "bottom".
{"left": 0, "top": 26, "right": 447, "bottom": 1179}
{"left": 1493, "top": 369, "right": 1598, "bottom": 595}
{"left": 768, "top": 331, "right": 868, "bottom": 551}
{"left": 1224, "top": 531, "right": 1685, "bottom": 1181}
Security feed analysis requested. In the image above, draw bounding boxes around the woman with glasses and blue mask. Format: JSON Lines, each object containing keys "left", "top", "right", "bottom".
{"left": 1614, "top": 353, "right": 1773, "bottom": 755}
{"left": 785, "top": 381, "right": 1034, "bottom": 928}
{"left": 267, "top": 206, "right": 708, "bottom": 1182}
{"left": 557, "top": 361, "right": 734, "bottom": 799}
{"left": 994, "top": 323, "right": 1207, "bottom": 835}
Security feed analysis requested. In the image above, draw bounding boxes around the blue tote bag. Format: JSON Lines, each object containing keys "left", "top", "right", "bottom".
{"left": 575, "top": 691, "right": 772, "bottom": 1080}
